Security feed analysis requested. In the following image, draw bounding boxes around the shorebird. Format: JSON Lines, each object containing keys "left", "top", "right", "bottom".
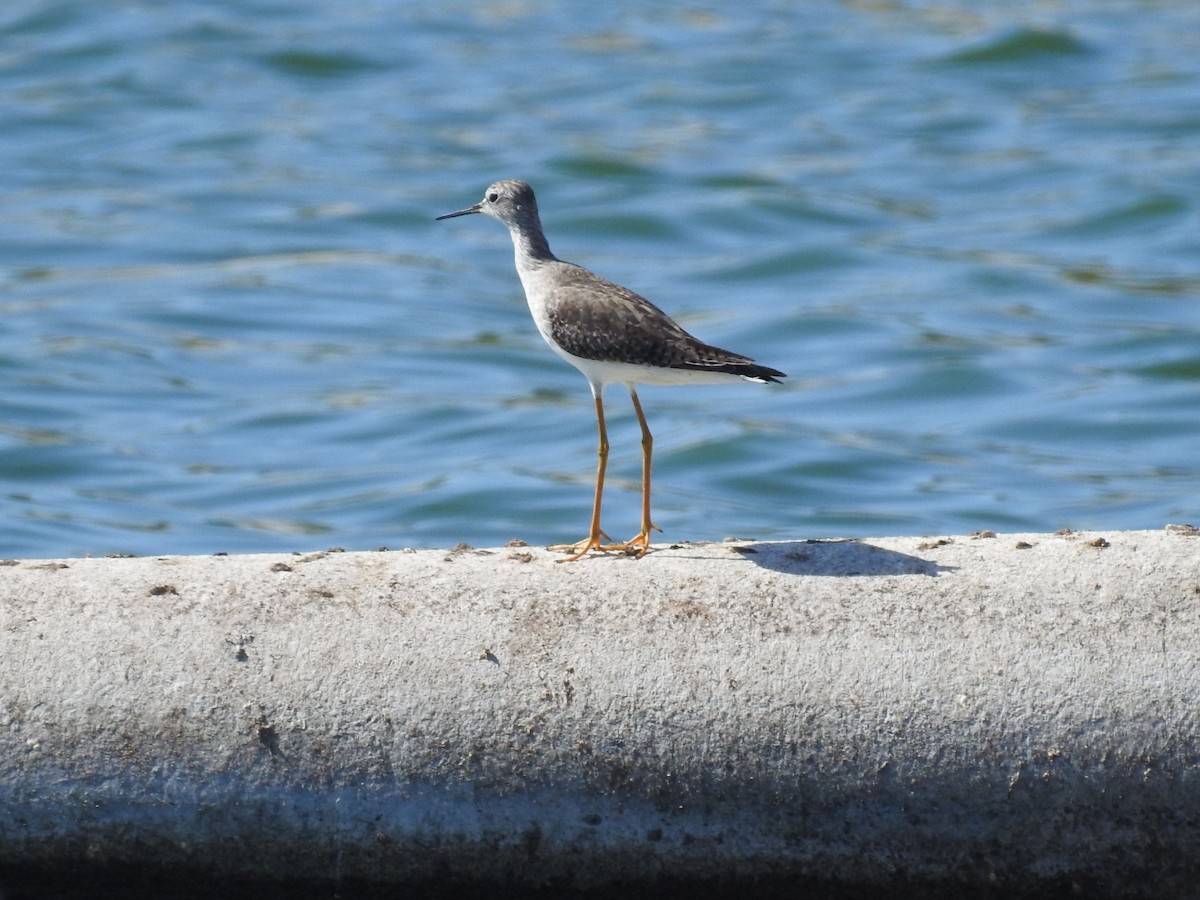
{"left": 437, "top": 179, "right": 785, "bottom": 561}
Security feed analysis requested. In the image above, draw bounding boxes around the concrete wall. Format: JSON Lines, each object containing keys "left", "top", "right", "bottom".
{"left": 2, "top": 529, "right": 1198, "bottom": 896}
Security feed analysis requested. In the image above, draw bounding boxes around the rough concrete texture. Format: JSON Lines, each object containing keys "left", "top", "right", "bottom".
{"left": 1, "top": 528, "right": 1198, "bottom": 896}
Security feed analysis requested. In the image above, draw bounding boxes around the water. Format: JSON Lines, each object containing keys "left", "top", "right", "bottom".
{"left": 1, "top": 1, "right": 1198, "bottom": 560}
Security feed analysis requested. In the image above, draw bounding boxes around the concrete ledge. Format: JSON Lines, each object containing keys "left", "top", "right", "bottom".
{"left": 2, "top": 529, "right": 1199, "bottom": 897}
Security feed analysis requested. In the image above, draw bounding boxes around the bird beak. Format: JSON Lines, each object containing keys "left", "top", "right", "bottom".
{"left": 435, "top": 202, "right": 482, "bottom": 220}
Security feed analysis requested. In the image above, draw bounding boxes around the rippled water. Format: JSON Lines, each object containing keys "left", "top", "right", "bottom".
{"left": 1, "top": 1, "right": 1197, "bottom": 559}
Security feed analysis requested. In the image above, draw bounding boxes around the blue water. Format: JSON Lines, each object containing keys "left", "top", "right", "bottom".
{"left": 1, "top": 1, "right": 1198, "bottom": 559}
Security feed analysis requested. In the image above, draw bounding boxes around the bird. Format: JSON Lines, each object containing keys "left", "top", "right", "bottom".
{"left": 437, "top": 179, "right": 785, "bottom": 561}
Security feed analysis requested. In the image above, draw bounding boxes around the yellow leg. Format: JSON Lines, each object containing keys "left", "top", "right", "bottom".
{"left": 625, "top": 387, "right": 662, "bottom": 556}
{"left": 550, "top": 390, "right": 615, "bottom": 561}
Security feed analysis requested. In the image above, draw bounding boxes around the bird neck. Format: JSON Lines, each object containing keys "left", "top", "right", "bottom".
{"left": 509, "top": 219, "right": 556, "bottom": 263}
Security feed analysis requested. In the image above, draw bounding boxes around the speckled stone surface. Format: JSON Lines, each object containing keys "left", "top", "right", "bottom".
{"left": 1, "top": 529, "right": 1198, "bottom": 896}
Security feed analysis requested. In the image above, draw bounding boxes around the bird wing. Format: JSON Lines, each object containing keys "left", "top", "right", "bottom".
{"left": 545, "top": 264, "right": 757, "bottom": 371}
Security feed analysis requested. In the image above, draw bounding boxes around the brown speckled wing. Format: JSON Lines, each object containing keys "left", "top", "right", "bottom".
{"left": 545, "top": 264, "right": 785, "bottom": 381}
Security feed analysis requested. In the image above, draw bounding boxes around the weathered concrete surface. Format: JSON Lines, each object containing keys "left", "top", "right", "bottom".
{"left": 1, "top": 528, "right": 1198, "bottom": 896}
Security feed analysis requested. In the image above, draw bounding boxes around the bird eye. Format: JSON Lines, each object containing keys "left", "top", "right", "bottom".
{"left": 487, "top": 192, "right": 499, "bottom": 203}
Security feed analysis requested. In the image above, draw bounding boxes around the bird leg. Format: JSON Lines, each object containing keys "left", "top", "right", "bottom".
{"left": 623, "top": 387, "right": 661, "bottom": 556}
{"left": 551, "top": 390, "right": 616, "bottom": 561}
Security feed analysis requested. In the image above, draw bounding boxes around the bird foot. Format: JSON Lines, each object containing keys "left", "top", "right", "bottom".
{"left": 552, "top": 530, "right": 655, "bottom": 562}
{"left": 619, "top": 524, "right": 662, "bottom": 558}
{"left": 550, "top": 524, "right": 661, "bottom": 561}
{"left": 550, "top": 531, "right": 615, "bottom": 562}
